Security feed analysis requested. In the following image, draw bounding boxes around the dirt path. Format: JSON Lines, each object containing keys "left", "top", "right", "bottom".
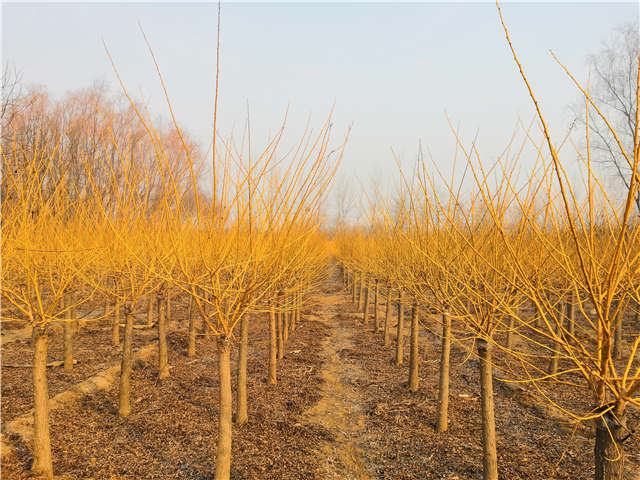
{"left": 301, "top": 288, "right": 375, "bottom": 480}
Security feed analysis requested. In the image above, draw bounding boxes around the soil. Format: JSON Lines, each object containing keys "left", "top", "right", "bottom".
{"left": 1, "top": 271, "right": 639, "bottom": 479}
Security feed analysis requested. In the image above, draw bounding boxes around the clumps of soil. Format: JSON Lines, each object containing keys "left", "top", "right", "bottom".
{"left": 2, "top": 313, "right": 331, "bottom": 479}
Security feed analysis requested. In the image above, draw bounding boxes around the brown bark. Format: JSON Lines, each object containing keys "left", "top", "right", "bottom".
{"left": 505, "top": 315, "right": 514, "bottom": 350}
{"left": 358, "top": 274, "right": 366, "bottom": 312}
{"left": 236, "top": 314, "right": 249, "bottom": 424}
{"left": 214, "top": 336, "right": 233, "bottom": 480}
{"left": 268, "top": 303, "right": 277, "bottom": 385}
{"left": 157, "top": 291, "right": 170, "bottom": 379}
{"left": 384, "top": 284, "right": 393, "bottom": 347}
{"left": 119, "top": 304, "right": 134, "bottom": 418}
{"left": 113, "top": 297, "right": 121, "bottom": 346}
{"left": 32, "top": 325, "right": 53, "bottom": 479}
{"left": 613, "top": 305, "right": 623, "bottom": 360}
{"left": 395, "top": 288, "right": 405, "bottom": 365}
{"left": 188, "top": 297, "right": 196, "bottom": 358}
{"left": 351, "top": 271, "right": 356, "bottom": 304}
{"left": 594, "top": 403, "right": 627, "bottom": 480}
{"left": 277, "top": 295, "right": 284, "bottom": 360}
{"left": 477, "top": 338, "right": 498, "bottom": 480}
{"left": 362, "top": 279, "right": 370, "bottom": 325}
{"left": 408, "top": 301, "right": 420, "bottom": 392}
{"left": 63, "top": 292, "right": 74, "bottom": 372}
{"left": 283, "top": 303, "right": 290, "bottom": 344}
{"left": 436, "top": 312, "right": 451, "bottom": 432}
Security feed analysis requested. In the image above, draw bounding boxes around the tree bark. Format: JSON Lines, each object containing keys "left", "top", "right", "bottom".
{"left": 188, "top": 297, "right": 196, "bottom": 358}
{"left": 477, "top": 338, "right": 498, "bottom": 480}
{"left": 505, "top": 315, "right": 514, "bottom": 350}
{"left": 373, "top": 279, "right": 380, "bottom": 332}
{"left": 408, "top": 301, "right": 420, "bottom": 392}
{"left": 594, "top": 403, "right": 626, "bottom": 480}
{"left": 113, "top": 297, "right": 121, "bottom": 346}
{"left": 32, "top": 325, "right": 53, "bottom": 479}
{"left": 384, "top": 284, "right": 393, "bottom": 347}
{"left": 215, "top": 336, "right": 233, "bottom": 480}
{"left": 358, "top": 274, "right": 366, "bottom": 312}
{"left": 157, "top": 292, "right": 170, "bottom": 379}
{"left": 277, "top": 296, "right": 284, "bottom": 360}
{"left": 395, "top": 288, "right": 405, "bottom": 365}
{"left": 613, "top": 305, "right": 623, "bottom": 360}
{"left": 63, "top": 291, "right": 74, "bottom": 371}
{"left": 362, "top": 279, "right": 370, "bottom": 325}
{"left": 436, "top": 312, "right": 451, "bottom": 432}
{"left": 268, "top": 303, "right": 277, "bottom": 385}
{"left": 567, "top": 292, "right": 575, "bottom": 336}
{"left": 351, "top": 271, "right": 356, "bottom": 304}
{"left": 236, "top": 314, "right": 249, "bottom": 424}
{"left": 283, "top": 303, "right": 290, "bottom": 345}
{"left": 119, "top": 304, "right": 134, "bottom": 418}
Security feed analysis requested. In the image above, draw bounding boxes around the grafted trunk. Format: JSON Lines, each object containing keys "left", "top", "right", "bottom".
{"left": 436, "top": 312, "right": 451, "bottom": 432}
{"left": 408, "top": 301, "right": 420, "bottom": 392}
{"left": 188, "top": 298, "right": 196, "bottom": 358}
{"left": 63, "top": 291, "right": 74, "bottom": 371}
{"left": 373, "top": 280, "right": 380, "bottom": 332}
{"left": 32, "top": 325, "right": 53, "bottom": 479}
{"left": 594, "top": 402, "right": 627, "bottom": 480}
{"left": 268, "top": 303, "right": 277, "bottom": 385}
{"left": 157, "top": 291, "right": 170, "bottom": 379}
{"left": 112, "top": 297, "right": 121, "bottom": 346}
{"left": 505, "top": 315, "right": 514, "bottom": 350}
{"left": 236, "top": 314, "right": 249, "bottom": 424}
{"left": 395, "top": 288, "right": 405, "bottom": 365}
{"left": 362, "top": 279, "right": 370, "bottom": 325}
{"left": 358, "top": 274, "right": 366, "bottom": 312}
{"left": 214, "top": 336, "right": 233, "bottom": 480}
{"left": 119, "top": 305, "right": 134, "bottom": 418}
{"left": 477, "top": 338, "right": 498, "bottom": 480}
{"left": 384, "top": 284, "right": 393, "bottom": 347}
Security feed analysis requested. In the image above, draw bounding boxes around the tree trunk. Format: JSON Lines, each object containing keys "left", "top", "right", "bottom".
{"left": 351, "top": 272, "right": 356, "bottom": 304}
{"left": 358, "top": 274, "right": 366, "bottom": 312}
{"left": 236, "top": 314, "right": 249, "bottom": 424}
{"left": 157, "top": 292, "right": 170, "bottom": 379}
{"left": 63, "top": 292, "right": 74, "bottom": 372}
{"left": 113, "top": 297, "right": 121, "bottom": 346}
{"left": 594, "top": 403, "right": 626, "bottom": 480}
{"left": 362, "top": 279, "right": 370, "bottom": 325}
{"left": 283, "top": 305, "right": 290, "bottom": 344}
{"left": 268, "top": 303, "right": 277, "bottom": 385}
{"left": 373, "top": 280, "right": 380, "bottom": 332}
{"left": 408, "top": 301, "right": 420, "bottom": 392}
{"left": 395, "top": 288, "right": 405, "bottom": 365}
{"left": 384, "top": 284, "right": 393, "bottom": 347}
{"left": 277, "top": 301, "right": 284, "bottom": 360}
{"left": 214, "top": 336, "right": 233, "bottom": 480}
{"left": 188, "top": 297, "right": 196, "bottom": 358}
{"left": 147, "top": 295, "right": 154, "bottom": 327}
{"left": 32, "top": 325, "right": 53, "bottom": 479}
{"left": 477, "top": 338, "right": 498, "bottom": 480}
{"left": 119, "top": 305, "right": 134, "bottom": 418}
{"left": 436, "top": 312, "right": 451, "bottom": 432}
{"left": 505, "top": 315, "right": 514, "bottom": 350}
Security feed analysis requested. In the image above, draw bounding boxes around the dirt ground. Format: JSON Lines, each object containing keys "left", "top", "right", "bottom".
{"left": 1, "top": 273, "right": 639, "bottom": 479}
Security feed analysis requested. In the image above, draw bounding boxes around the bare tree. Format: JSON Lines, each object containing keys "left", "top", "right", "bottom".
{"left": 574, "top": 23, "right": 640, "bottom": 213}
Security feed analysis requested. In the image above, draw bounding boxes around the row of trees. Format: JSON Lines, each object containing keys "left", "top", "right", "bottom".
{"left": 334, "top": 9, "right": 639, "bottom": 480}
{"left": 1, "top": 58, "right": 348, "bottom": 479}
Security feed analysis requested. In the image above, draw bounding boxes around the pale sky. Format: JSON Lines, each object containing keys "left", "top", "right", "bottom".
{"left": 3, "top": 2, "right": 638, "bottom": 222}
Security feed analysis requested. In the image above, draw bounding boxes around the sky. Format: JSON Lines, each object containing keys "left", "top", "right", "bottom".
{"left": 3, "top": 1, "right": 639, "bottom": 222}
